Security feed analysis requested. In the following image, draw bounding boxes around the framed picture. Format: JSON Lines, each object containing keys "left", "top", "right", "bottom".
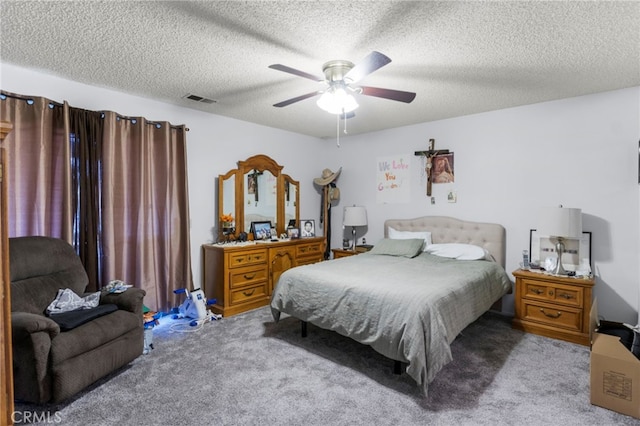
{"left": 300, "top": 219, "right": 316, "bottom": 237}
{"left": 433, "top": 153, "right": 454, "bottom": 184}
{"left": 251, "top": 221, "right": 271, "bottom": 240}
{"left": 529, "top": 229, "right": 592, "bottom": 271}
{"left": 287, "top": 228, "right": 300, "bottom": 239}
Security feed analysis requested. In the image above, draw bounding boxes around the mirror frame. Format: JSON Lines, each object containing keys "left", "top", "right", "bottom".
{"left": 280, "top": 174, "right": 300, "bottom": 231}
{"left": 217, "top": 168, "right": 240, "bottom": 239}
{"left": 219, "top": 154, "right": 301, "bottom": 239}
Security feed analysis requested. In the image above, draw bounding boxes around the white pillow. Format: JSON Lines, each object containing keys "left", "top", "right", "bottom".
{"left": 388, "top": 227, "right": 432, "bottom": 251}
{"left": 425, "top": 243, "right": 491, "bottom": 261}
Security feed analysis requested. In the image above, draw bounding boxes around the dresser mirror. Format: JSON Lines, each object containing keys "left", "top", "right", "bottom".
{"left": 218, "top": 154, "right": 300, "bottom": 239}
{"left": 282, "top": 174, "right": 299, "bottom": 229}
{"left": 218, "top": 169, "right": 236, "bottom": 230}
{"left": 243, "top": 168, "right": 277, "bottom": 233}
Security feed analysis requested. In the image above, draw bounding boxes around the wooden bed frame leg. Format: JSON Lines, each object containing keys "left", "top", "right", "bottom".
{"left": 301, "top": 320, "right": 307, "bottom": 338}
{"left": 393, "top": 360, "right": 402, "bottom": 375}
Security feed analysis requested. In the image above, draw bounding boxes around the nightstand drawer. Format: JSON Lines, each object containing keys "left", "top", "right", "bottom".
{"left": 522, "top": 278, "right": 583, "bottom": 308}
{"left": 228, "top": 249, "right": 268, "bottom": 268}
{"left": 229, "top": 265, "right": 268, "bottom": 288}
{"left": 230, "top": 282, "right": 268, "bottom": 305}
{"left": 521, "top": 300, "right": 582, "bottom": 331}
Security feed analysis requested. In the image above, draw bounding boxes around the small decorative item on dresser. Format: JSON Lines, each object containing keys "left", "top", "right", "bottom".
{"left": 220, "top": 213, "right": 235, "bottom": 242}
{"left": 301, "top": 219, "right": 316, "bottom": 237}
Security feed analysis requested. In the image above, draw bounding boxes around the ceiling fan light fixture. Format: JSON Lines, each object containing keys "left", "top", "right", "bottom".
{"left": 316, "top": 87, "right": 359, "bottom": 115}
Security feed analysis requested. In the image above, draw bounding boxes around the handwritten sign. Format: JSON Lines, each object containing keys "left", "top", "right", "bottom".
{"left": 376, "top": 154, "right": 411, "bottom": 204}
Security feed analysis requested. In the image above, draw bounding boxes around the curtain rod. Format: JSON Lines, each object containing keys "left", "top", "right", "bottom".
{"left": 108, "top": 113, "right": 189, "bottom": 131}
{"left": 0, "top": 91, "right": 63, "bottom": 108}
{"left": 1, "top": 91, "right": 189, "bottom": 131}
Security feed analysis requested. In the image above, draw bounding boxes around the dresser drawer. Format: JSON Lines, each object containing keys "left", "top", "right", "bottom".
{"left": 295, "top": 242, "right": 323, "bottom": 259}
{"left": 229, "top": 265, "right": 268, "bottom": 289}
{"left": 227, "top": 249, "right": 268, "bottom": 268}
{"left": 521, "top": 300, "right": 582, "bottom": 331}
{"left": 522, "top": 278, "right": 583, "bottom": 308}
{"left": 230, "top": 282, "right": 268, "bottom": 305}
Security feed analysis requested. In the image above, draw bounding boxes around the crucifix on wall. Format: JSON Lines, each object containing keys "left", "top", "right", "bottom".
{"left": 414, "top": 138, "right": 451, "bottom": 196}
{"left": 247, "top": 170, "right": 262, "bottom": 205}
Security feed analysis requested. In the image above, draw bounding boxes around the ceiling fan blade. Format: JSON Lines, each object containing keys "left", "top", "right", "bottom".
{"left": 360, "top": 86, "right": 416, "bottom": 103}
{"left": 273, "top": 91, "right": 321, "bottom": 108}
{"left": 268, "top": 64, "right": 323, "bottom": 82}
{"left": 344, "top": 51, "right": 392, "bottom": 83}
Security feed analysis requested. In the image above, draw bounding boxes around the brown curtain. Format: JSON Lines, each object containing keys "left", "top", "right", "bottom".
{"left": 0, "top": 92, "right": 72, "bottom": 240}
{"left": 101, "top": 112, "right": 192, "bottom": 311}
{"left": 1, "top": 91, "right": 193, "bottom": 311}
{"left": 66, "top": 104, "right": 104, "bottom": 290}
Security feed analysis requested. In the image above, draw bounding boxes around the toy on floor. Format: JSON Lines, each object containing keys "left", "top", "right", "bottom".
{"left": 173, "top": 287, "right": 221, "bottom": 326}
{"left": 142, "top": 306, "right": 161, "bottom": 354}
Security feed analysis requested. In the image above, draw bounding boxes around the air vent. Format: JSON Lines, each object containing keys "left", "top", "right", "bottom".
{"left": 183, "top": 94, "right": 217, "bottom": 104}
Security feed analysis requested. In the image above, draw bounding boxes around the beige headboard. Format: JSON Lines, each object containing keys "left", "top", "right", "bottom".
{"left": 384, "top": 216, "right": 506, "bottom": 268}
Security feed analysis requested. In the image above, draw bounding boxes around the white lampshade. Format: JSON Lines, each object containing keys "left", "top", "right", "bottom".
{"left": 343, "top": 206, "right": 367, "bottom": 227}
{"left": 538, "top": 206, "right": 582, "bottom": 238}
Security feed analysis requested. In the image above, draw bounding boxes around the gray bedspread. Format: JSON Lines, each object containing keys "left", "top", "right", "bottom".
{"left": 270, "top": 252, "right": 512, "bottom": 393}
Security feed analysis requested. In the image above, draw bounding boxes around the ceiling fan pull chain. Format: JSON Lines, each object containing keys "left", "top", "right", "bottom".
{"left": 336, "top": 113, "right": 340, "bottom": 147}
{"left": 343, "top": 109, "right": 348, "bottom": 136}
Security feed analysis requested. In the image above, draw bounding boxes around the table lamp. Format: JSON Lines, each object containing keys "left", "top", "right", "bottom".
{"left": 538, "top": 205, "right": 582, "bottom": 275}
{"left": 343, "top": 206, "right": 367, "bottom": 251}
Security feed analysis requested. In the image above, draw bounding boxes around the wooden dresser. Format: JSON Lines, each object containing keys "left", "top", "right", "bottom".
{"left": 202, "top": 237, "right": 324, "bottom": 317}
{"left": 512, "top": 269, "right": 595, "bottom": 346}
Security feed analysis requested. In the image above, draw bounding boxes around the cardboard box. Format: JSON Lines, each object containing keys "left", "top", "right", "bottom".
{"left": 590, "top": 299, "right": 640, "bottom": 419}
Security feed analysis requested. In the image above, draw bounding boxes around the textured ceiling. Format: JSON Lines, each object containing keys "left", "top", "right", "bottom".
{"left": 1, "top": 1, "right": 639, "bottom": 139}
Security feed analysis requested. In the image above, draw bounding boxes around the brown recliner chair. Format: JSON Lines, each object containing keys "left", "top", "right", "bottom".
{"left": 10, "top": 236, "right": 146, "bottom": 404}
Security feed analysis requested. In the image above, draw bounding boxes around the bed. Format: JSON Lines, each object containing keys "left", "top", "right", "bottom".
{"left": 270, "top": 216, "right": 512, "bottom": 393}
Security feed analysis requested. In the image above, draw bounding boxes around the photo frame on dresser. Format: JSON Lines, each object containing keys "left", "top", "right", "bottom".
{"left": 300, "top": 219, "right": 315, "bottom": 238}
{"left": 529, "top": 229, "right": 592, "bottom": 270}
{"left": 287, "top": 228, "right": 300, "bottom": 239}
{"left": 251, "top": 221, "right": 272, "bottom": 240}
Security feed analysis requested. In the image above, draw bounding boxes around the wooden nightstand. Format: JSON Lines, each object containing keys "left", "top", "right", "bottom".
{"left": 512, "top": 269, "right": 595, "bottom": 346}
{"left": 331, "top": 247, "right": 368, "bottom": 259}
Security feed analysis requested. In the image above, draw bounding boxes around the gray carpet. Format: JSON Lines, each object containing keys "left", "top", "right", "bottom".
{"left": 14, "top": 306, "right": 640, "bottom": 425}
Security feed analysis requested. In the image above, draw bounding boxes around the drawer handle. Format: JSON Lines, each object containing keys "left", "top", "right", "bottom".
{"left": 540, "top": 308, "right": 562, "bottom": 319}
{"left": 300, "top": 248, "right": 307, "bottom": 253}
{"left": 559, "top": 293, "right": 574, "bottom": 300}
{"left": 243, "top": 273, "right": 256, "bottom": 280}
{"left": 531, "top": 288, "right": 543, "bottom": 295}
{"left": 271, "top": 252, "right": 287, "bottom": 265}
{"left": 243, "top": 289, "right": 256, "bottom": 297}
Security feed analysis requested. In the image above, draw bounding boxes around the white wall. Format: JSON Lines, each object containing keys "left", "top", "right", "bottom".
{"left": 2, "top": 62, "right": 638, "bottom": 323}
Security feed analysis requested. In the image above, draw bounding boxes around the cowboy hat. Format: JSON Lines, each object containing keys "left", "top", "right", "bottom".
{"left": 314, "top": 167, "right": 341, "bottom": 186}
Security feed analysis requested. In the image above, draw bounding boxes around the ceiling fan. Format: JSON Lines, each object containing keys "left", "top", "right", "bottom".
{"left": 269, "top": 51, "right": 416, "bottom": 116}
